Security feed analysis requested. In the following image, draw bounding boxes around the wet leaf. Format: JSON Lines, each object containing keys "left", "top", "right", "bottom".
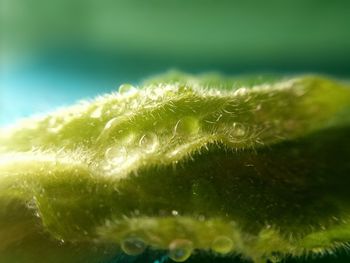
{"left": 1, "top": 73, "right": 350, "bottom": 263}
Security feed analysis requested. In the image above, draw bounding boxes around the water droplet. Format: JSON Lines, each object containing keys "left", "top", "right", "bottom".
{"left": 230, "top": 122, "right": 246, "bottom": 137}
{"left": 90, "top": 106, "right": 103, "bottom": 119}
{"left": 168, "top": 239, "right": 193, "bottom": 262}
{"left": 174, "top": 116, "right": 200, "bottom": 136}
{"left": 119, "top": 84, "right": 136, "bottom": 94}
{"left": 212, "top": 236, "right": 233, "bottom": 254}
{"left": 121, "top": 237, "right": 146, "bottom": 256}
{"left": 105, "top": 146, "right": 127, "bottom": 165}
{"left": 139, "top": 132, "right": 159, "bottom": 153}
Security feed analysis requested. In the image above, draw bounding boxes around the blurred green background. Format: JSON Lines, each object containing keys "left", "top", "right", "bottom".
{"left": 1, "top": 0, "right": 350, "bottom": 126}
{"left": 1, "top": 1, "right": 350, "bottom": 262}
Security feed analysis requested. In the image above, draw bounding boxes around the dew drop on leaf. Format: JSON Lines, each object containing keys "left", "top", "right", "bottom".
{"left": 121, "top": 236, "right": 146, "bottom": 256}
{"left": 168, "top": 239, "right": 193, "bottom": 262}
{"left": 174, "top": 116, "right": 200, "bottom": 136}
{"left": 105, "top": 146, "right": 127, "bottom": 165}
{"left": 119, "top": 84, "right": 136, "bottom": 94}
{"left": 229, "top": 122, "right": 246, "bottom": 138}
{"left": 212, "top": 236, "right": 233, "bottom": 254}
{"left": 139, "top": 132, "right": 159, "bottom": 153}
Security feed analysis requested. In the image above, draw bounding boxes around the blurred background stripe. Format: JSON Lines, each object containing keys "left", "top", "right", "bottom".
{"left": 1, "top": 0, "right": 350, "bottom": 125}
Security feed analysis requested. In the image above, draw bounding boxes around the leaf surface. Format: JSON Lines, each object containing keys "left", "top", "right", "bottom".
{"left": 1, "top": 73, "right": 350, "bottom": 262}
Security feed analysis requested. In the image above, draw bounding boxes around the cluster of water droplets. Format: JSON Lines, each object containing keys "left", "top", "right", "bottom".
{"left": 112, "top": 82, "right": 187, "bottom": 115}
{"left": 87, "top": 81, "right": 311, "bottom": 178}
{"left": 99, "top": 108, "right": 257, "bottom": 175}
{"left": 119, "top": 234, "right": 235, "bottom": 262}
{"left": 102, "top": 129, "right": 160, "bottom": 176}
{"left": 98, "top": 82, "right": 207, "bottom": 172}
{"left": 101, "top": 82, "right": 273, "bottom": 156}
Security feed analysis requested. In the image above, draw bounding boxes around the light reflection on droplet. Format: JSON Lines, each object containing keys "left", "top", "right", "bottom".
{"left": 104, "top": 117, "right": 119, "bottom": 130}
{"left": 171, "top": 210, "right": 179, "bottom": 216}
{"left": 233, "top": 87, "right": 248, "bottom": 96}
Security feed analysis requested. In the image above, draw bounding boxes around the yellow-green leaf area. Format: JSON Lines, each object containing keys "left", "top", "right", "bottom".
{"left": 1, "top": 73, "right": 350, "bottom": 263}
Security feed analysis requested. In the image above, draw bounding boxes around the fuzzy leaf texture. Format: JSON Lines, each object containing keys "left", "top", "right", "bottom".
{"left": 1, "top": 72, "right": 350, "bottom": 263}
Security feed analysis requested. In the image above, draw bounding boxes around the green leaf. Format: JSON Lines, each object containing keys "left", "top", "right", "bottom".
{"left": 1, "top": 73, "right": 350, "bottom": 263}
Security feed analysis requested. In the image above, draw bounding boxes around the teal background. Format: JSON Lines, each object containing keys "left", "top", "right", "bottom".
{"left": 1, "top": 0, "right": 350, "bottom": 126}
